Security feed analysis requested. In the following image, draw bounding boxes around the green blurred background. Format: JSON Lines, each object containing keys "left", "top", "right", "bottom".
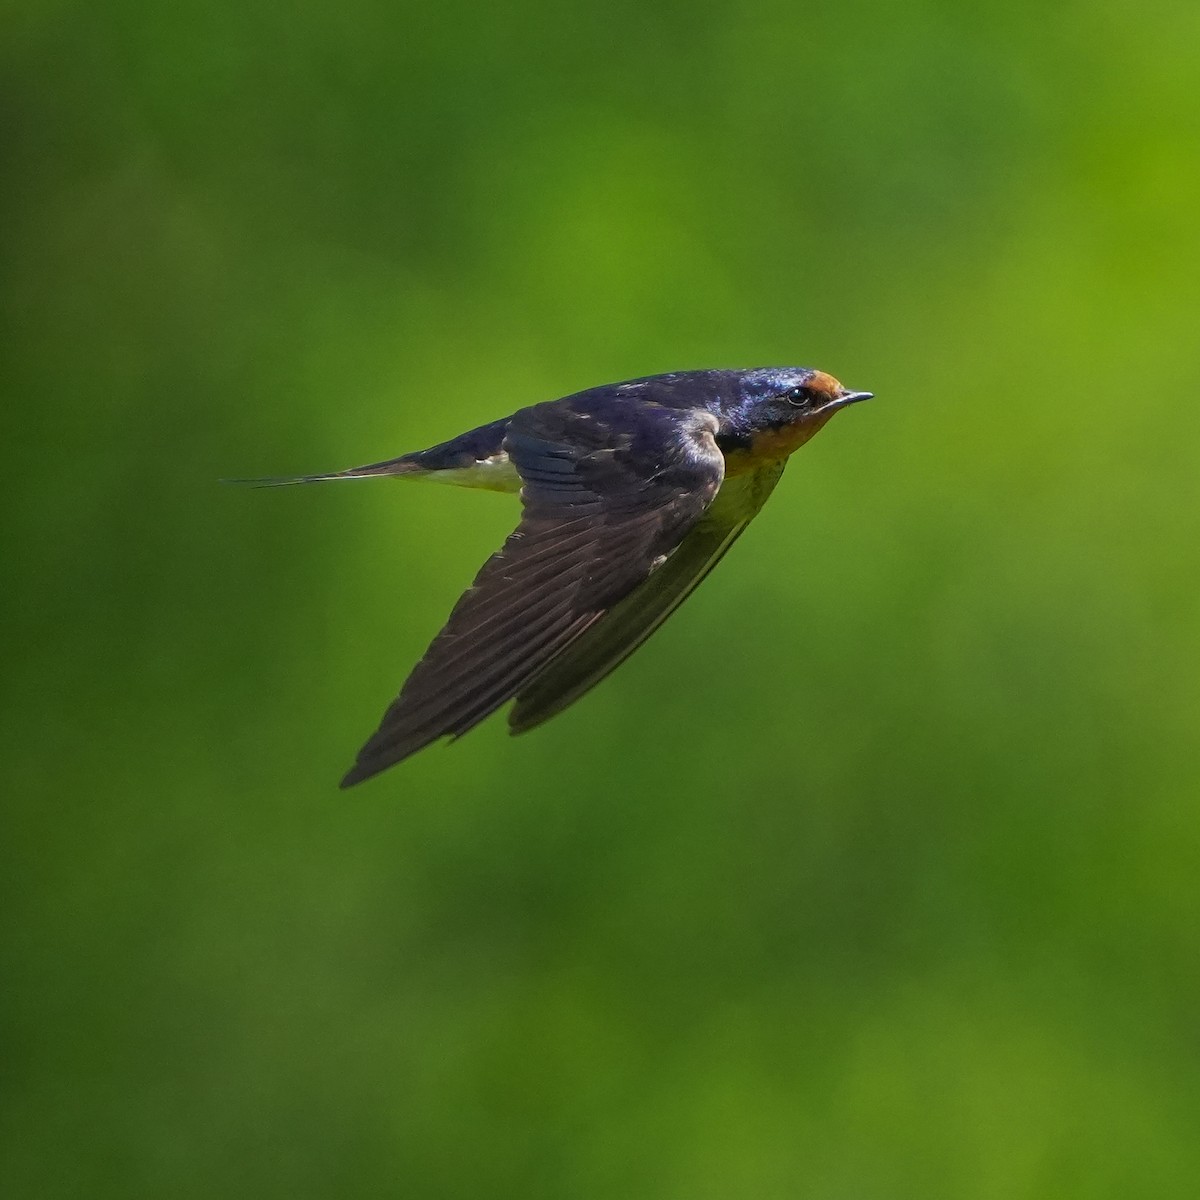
{"left": 4, "top": 0, "right": 1199, "bottom": 1196}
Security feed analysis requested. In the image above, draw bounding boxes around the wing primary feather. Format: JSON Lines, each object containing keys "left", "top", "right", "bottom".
{"left": 341, "top": 614, "right": 597, "bottom": 784}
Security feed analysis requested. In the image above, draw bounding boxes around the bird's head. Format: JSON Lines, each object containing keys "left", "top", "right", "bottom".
{"left": 746, "top": 367, "right": 873, "bottom": 427}
{"left": 721, "top": 367, "right": 873, "bottom": 467}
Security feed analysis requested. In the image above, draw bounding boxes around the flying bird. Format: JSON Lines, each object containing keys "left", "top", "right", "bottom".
{"left": 252, "top": 367, "right": 872, "bottom": 786}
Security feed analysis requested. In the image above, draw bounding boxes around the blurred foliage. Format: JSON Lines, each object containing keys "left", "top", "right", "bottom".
{"left": 3, "top": 0, "right": 1199, "bottom": 1196}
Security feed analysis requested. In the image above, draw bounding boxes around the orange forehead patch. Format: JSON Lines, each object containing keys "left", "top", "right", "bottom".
{"left": 807, "top": 370, "right": 844, "bottom": 399}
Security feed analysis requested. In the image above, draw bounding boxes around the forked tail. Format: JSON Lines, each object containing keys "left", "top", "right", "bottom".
{"left": 228, "top": 415, "right": 514, "bottom": 489}
{"left": 224, "top": 455, "right": 420, "bottom": 488}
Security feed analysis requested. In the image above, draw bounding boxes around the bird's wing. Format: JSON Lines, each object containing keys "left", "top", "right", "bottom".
{"left": 508, "top": 461, "right": 786, "bottom": 734}
{"left": 340, "top": 399, "right": 726, "bottom": 785}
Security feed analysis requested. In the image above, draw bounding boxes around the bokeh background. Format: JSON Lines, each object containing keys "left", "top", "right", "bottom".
{"left": 4, "top": 0, "right": 1199, "bottom": 1196}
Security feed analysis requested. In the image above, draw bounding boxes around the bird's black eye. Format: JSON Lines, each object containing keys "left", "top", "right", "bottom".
{"left": 785, "top": 386, "right": 811, "bottom": 407}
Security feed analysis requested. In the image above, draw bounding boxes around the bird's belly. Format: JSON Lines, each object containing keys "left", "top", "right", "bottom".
{"left": 722, "top": 415, "right": 832, "bottom": 476}
{"left": 424, "top": 452, "right": 522, "bottom": 493}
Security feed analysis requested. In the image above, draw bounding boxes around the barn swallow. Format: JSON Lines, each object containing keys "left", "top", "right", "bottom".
{"left": 252, "top": 367, "right": 872, "bottom": 786}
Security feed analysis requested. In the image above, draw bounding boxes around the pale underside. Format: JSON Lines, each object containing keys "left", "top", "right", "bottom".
{"left": 422, "top": 452, "right": 522, "bottom": 492}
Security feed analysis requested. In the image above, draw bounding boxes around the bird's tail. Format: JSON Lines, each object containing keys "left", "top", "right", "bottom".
{"left": 223, "top": 455, "right": 421, "bottom": 488}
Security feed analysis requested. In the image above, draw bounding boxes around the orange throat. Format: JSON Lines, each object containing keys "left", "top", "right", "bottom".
{"left": 723, "top": 412, "right": 833, "bottom": 476}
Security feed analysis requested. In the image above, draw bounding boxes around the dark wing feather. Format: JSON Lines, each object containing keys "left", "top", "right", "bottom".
{"left": 340, "top": 398, "right": 725, "bottom": 786}
{"left": 509, "top": 462, "right": 786, "bottom": 733}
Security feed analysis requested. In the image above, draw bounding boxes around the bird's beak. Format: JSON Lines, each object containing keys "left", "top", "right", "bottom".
{"left": 837, "top": 389, "right": 874, "bottom": 406}
{"left": 816, "top": 388, "right": 874, "bottom": 415}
